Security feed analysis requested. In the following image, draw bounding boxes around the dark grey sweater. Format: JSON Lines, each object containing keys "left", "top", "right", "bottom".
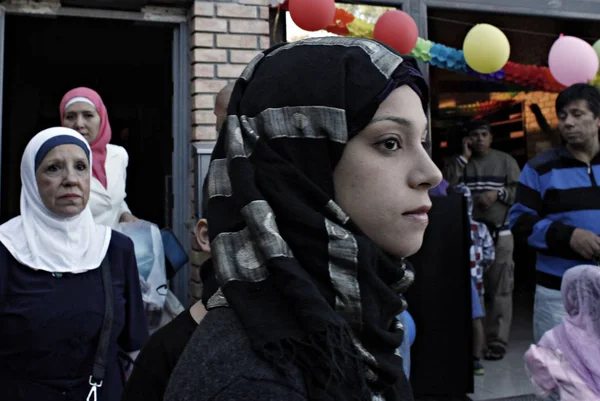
{"left": 164, "top": 308, "right": 307, "bottom": 401}
{"left": 444, "top": 149, "right": 521, "bottom": 228}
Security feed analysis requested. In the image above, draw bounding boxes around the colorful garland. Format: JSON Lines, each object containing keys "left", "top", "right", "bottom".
{"left": 437, "top": 100, "right": 517, "bottom": 118}
{"left": 272, "top": 2, "right": 600, "bottom": 93}
{"left": 320, "top": 7, "right": 586, "bottom": 93}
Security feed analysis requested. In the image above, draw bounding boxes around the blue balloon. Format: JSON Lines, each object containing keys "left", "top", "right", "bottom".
{"left": 401, "top": 310, "right": 417, "bottom": 347}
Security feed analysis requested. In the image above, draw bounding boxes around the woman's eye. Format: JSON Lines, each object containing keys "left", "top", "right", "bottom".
{"left": 76, "top": 162, "right": 88, "bottom": 171}
{"left": 379, "top": 138, "right": 401, "bottom": 151}
{"left": 47, "top": 164, "right": 60, "bottom": 172}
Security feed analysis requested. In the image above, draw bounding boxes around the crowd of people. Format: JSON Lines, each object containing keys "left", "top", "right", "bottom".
{"left": 0, "top": 36, "right": 599, "bottom": 401}
{"left": 437, "top": 83, "right": 600, "bottom": 399}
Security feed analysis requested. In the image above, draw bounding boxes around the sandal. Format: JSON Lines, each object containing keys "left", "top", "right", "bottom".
{"left": 473, "top": 358, "right": 485, "bottom": 376}
{"left": 483, "top": 345, "right": 505, "bottom": 361}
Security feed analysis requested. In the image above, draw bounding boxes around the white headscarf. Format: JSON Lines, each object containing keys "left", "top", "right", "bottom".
{"left": 0, "top": 127, "right": 111, "bottom": 273}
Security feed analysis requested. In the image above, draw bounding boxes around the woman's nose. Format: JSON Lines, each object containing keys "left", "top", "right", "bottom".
{"left": 75, "top": 116, "right": 86, "bottom": 128}
{"left": 63, "top": 168, "right": 79, "bottom": 185}
{"left": 409, "top": 149, "right": 443, "bottom": 190}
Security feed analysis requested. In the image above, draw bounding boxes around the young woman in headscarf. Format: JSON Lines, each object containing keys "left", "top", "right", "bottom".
{"left": 0, "top": 127, "right": 148, "bottom": 400}
{"left": 60, "top": 87, "right": 138, "bottom": 228}
{"left": 165, "top": 37, "right": 442, "bottom": 401}
{"left": 524, "top": 264, "right": 600, "bottom": 401}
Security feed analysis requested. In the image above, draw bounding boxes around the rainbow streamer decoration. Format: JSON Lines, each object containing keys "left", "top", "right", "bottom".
{"left": 324, "top": 8, "right": 571, "bottom": 93}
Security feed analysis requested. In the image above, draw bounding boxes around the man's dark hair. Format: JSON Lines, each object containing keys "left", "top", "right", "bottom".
{"left": 556, "top": 83, "right": 600, "bottom": 118}
{"left": 466, "top": 119, "right": 491, "bottom": 134}
{"left": 201, "top": 176, "right": 209, "bottom": 218}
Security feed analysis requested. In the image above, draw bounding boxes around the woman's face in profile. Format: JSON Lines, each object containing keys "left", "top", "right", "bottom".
{"left": 36, "top": 144, "right": 90, "bottom": 218}
{"left": 63, "top": 102, "right": 101, "bottom": 144}
{"left": 333, "top": 85, "right": 442, "bottom": 258}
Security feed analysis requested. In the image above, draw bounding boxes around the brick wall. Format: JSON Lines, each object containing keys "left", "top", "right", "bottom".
{"left": 188, "top": 0, "right": 270, "bottom": 303}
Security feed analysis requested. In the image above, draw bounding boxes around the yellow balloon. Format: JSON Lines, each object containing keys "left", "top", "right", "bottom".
{"left": 463, "top": 24, "right": 510, "bottom": 74}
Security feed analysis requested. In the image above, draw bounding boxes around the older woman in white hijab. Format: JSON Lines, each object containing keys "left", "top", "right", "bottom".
{"left": 0, "top": 127, "right": 148, "bottom": 401}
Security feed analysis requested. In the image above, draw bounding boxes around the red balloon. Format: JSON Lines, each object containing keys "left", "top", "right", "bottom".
{"left": 289, "top": 0, "right": 336, "bottom": 32}
{"left": 373, "top": 10, "right": 419, "bottom": 54}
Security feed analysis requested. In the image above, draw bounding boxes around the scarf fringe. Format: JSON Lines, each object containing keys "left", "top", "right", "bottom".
{"left": 261, "top": 324, "right": 372, "bottom": 401}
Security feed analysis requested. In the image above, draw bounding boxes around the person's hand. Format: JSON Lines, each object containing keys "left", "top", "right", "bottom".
{"left": 120, "top": 212, "right": 139, "bottom": 223}
{"left": 569, "top": 228, "right": 600, "bottom": 260}
{"left": 462, "top": 137, "right": 473, "bottom": 160}
{"left": 476, "top": 191, "right": 499, "bottom": 210}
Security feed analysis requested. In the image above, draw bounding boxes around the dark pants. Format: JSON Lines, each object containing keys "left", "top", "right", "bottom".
{"left": 484, "top": 234, "right": 515, "bottom": 350}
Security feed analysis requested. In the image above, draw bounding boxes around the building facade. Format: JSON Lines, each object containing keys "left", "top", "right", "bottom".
{"left": 0, "top": 0, "right": 270, "bottom": 305}
{"left": 2, "top": 0, "right": 600, "bottom": 306}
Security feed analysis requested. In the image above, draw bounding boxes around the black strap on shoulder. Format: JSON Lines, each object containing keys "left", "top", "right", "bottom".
{"left": 91, "top": 255, "right": 114, "bottom": 383}
{"left": 0, "top": 243, "right": 8, "bottom": 306}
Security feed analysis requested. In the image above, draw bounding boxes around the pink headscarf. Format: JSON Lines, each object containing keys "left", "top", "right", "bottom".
{"left": 59, "top": 87, "right": 111, "bottom": 189}
{"left": 540, "top": 265, "right": 600, "bottom": 397}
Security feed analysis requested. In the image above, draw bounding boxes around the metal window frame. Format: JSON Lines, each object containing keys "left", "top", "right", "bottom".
{"left": 340, "top": 0, "right": 404, "bottom": 5}
{"left": 171, "top": 22, "right": 191, "bottom": 306}
{"left": 416, "top": 0, "right": 600, "bottom": 150}
{"left": 420, "top": 0, "right": 600, "bottom": 23}
{"left": 193, "top": 141, "right": 216, "bottom": 220}
{"left": 417, "top": 0, "right": 600, "bottom": 69}
{"left": 1, "top": 3, "right": 187, "bottom": 22}
{"left": 0, "top": 4, "right": 191, "bottom": 305}
{"left": 0, "top": 5, "right": 5, "bottom": 205}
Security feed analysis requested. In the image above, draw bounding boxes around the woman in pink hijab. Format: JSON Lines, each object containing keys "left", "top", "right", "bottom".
{"left": 60, "top": 87, "right": 138, "bottom": 227}
{"left": 524, "top": 264, "right": 600, "bottom": 401}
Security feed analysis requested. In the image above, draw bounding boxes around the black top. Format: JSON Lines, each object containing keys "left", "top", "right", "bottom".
{"left": 122, "top": 308, "right": 197, "bottom": 401}
{"left": 164, "top": 308, "right": 307, "bottom": 401}
{"left": 0, "top": 232, "right": 148, "bottom": 401}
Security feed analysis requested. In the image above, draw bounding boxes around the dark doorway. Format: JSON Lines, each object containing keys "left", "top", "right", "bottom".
{"left": 1, "top": 15, "right": 173, "bottom": 228}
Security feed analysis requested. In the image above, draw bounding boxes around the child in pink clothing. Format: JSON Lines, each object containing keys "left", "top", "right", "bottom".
{"left": 524, "top": 265, "right": 600, "bottom": 401}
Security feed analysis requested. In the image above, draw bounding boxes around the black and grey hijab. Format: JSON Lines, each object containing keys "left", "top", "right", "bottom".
{"left": 204, "top": 37, "right": 428, "bottom": 401}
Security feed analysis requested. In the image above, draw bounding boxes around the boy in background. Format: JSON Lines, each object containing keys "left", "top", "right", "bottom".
{"left": 455, "top": 183, "right": 495, "bottom": 375}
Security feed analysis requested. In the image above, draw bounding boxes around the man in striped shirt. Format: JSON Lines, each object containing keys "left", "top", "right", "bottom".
{"left": 445, "top": 119, "right": 521, "bottom": 361}
{"left": 509, "top": 83, "right": 600, "bottom": 343}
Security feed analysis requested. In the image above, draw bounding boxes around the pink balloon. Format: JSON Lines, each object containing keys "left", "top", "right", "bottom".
{"left": 549, "top": 36, "right": 599, "bottom": 86}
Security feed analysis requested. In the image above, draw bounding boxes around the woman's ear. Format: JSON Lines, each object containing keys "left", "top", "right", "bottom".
{"left": 195, "top": 219, "right": 211, "bottom": 254}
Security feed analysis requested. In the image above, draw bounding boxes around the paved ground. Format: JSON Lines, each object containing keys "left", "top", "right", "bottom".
{"left": 468, "top": 291, "right": 537, "bottom": 401}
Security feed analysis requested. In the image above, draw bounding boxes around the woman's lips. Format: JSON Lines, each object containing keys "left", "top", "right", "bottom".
{"left": 402, "top": 206, "right": 431, "bottom": 223}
